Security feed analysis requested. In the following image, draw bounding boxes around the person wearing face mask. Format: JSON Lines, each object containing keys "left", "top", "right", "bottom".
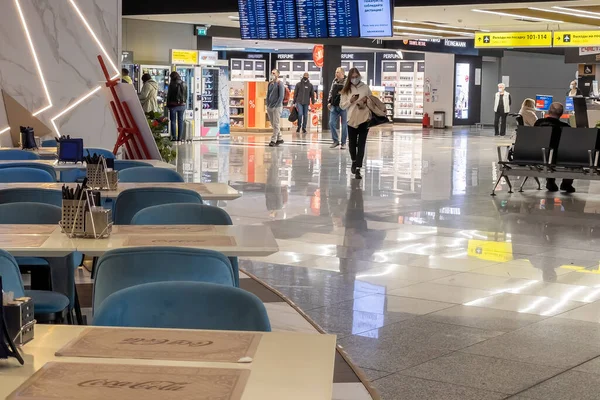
{"left": 340, "top": 68, "right": 372, "bottom": 180}
{"left": 293, "top": 72, "right": 315, "bottom": 134}
{"left": 494, "top": 83, "right": 512, "bottom": 136}
{"left": 328, "top": 67, "right": 348, "bottom": 149}
{"left": 567, "top": 80, "right": 582, "bottom": 97}
{"left": 267, "top": 69, "right": 285, "bottom": 147}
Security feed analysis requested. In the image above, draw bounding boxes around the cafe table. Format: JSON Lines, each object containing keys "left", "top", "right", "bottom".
{"left": 0, "top": 159, "right": 177, "bottom": 171}
{"left": 0, "top": 182, "right": 241, "bottom": 201}
{"left": 0, "top": 225, "right": 279, "bottom": 258}
{"left": 0, "top": 325, "right": 336, "bottom": 400}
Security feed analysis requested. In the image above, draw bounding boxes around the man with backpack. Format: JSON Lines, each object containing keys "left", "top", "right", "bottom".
{"left": 293, "top": 72, "right": 316, "bottom": 134}
{"left": 267, "top": 69, "right": 285, "bottom": 147}
{"left": 328, "top": 67, "right": 348, "bottom": 149}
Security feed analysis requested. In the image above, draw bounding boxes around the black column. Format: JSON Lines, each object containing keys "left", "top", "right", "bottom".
{"left": 197, "top": 36, "right": 213, "bottom": 51}
{"left": 321, "top": 45, "right": 342, "bottom": 131}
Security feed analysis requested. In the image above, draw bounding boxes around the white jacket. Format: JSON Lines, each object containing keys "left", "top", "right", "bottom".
{"left": 340, "top": 81, "right": 372, "bottom": 128}
{"left": 494, "top": 91, "right": 511, "bottom": 113}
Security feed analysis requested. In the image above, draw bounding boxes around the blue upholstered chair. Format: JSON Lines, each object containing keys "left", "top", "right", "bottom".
{"left": 0, "top": 149, "right": 40, "bottom": 160}
{"left": 93, "top": 281, "right": 271, "bottom": 331}
{"left": 118, "top": 166, "right": 184, "bottom": 183}
{"left": 113, "top": 188, "right": 202, "bottom": 225}
{"left": 113, "top": 160, "right": 152, "bottom": 171}
{"left": 0, "top": 167, "right": 55, "bottom": 183}
{"left": 86, "top": 148, "right": 115, "bottom": 159}
{"left": 0, "top": 202, "right": 82, "bottom": 322}
{"left": 41, "top": 139, "right": 57, "bottom": 147}
{"left": 131, "top": 204, "right": 240, "bottom": 286}
{"left": 0, "top": 163, "right": 57, "bottom": 181}
{"left": 0, "top": 188, "right": 61, "bottom": 207}
{"left": 0, "top": 249, "right": 69, "bottom": 323}
{"left": 92, "top": 247, "right": 235, "bottom": 311}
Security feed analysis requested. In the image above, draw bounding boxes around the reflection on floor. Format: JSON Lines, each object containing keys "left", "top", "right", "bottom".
{"left": 153, "top": 126, "right": 600, "bottom": 398}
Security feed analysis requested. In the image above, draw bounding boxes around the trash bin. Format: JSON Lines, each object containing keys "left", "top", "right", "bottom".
{"left": 433, "top": 111, "right": 445, "bottom": 129}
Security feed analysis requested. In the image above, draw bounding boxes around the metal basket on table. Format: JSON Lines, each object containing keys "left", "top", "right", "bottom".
{"left": 60, "top": 190, "right": 112, "bottom": 238}
{"left": 86, "top": 161, "right": 117, "bottom": 190}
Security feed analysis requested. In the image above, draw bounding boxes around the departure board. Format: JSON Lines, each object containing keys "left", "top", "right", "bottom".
{"left": 238, "top": 0, "right": 269, "bottom": 39}
{"left": 266, "top": 0, "right": 298, "bottom": 39}
{"left": 326, "top": 0, "right": 360, "bottom": 38}
{"left": 296, "top": 0, "right": 328, "bottom": 39}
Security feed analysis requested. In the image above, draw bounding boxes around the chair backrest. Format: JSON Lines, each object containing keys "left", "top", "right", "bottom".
{"left": 113, "top": 160, "right": 152, "bottom": 171}
{"left": 118, "top": 166, "right": 184, "bottom": 183}
{"left": 0, "top": 163, "right": 57, "bottom": 181}
{"left": 113, "top": 188, "right": 202, "bottom": 225}
{"left": 0, "top": 188, "right": 62, "bottom": 207}
{"left": 92, "top": 247, "right": 235, "bottom": 311}
{"left": 0, "top": 202, "right": 61, "bottom": 224}
{"left": 516, "top": 115, "right": 524, "bottom": 126}
{"left": 85, "top": 148, "right": 115, "bottom": 159}
{"left": 93, "top": 281, "right": 271, "bottom": 331}
{"left": 555, "top": 128, "right": 600, "bottom": 167}
{"left": 41, "top": 139, "right": 57, "bottom": 148}
{"left": 0, "top": 167, "right": 54, "bottom": 183}
{"left": 513, "top": 126, "right": 560, "bottom": 164}
{"left": 0, "top": 249, "right": 25, "bottom": 297}
{"left": 131, "top": 204, "right": 239, "bottom": 287}
{"left": 0, "top": 149, "right": 40, "bottom": 161}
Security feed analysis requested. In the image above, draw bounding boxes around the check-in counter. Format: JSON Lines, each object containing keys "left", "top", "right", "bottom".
{"left": 587, "top": 101, "right": 600, "bottom": 127}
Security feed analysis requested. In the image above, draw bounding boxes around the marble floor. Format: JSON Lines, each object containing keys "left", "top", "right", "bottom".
{"left": 175, "top": 125, "right": 600, "bottom": 399}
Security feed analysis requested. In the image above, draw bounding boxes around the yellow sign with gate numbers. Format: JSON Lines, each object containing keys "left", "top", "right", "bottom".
{"left": 554, "top": 31, "right": 600, "bottom": 47}
{"left": 475, "top": 32, "right": 552, "bottom": 48}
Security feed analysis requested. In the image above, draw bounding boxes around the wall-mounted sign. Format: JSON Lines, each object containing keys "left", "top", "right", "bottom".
{"left": 313, "top": 45, "right": 324, "bottom": 68}
{"left": 475, "top": 32, "right": 552, "bottom": 48}
{"left": 555, "top": 31, "right": 600, "bottom": 47}
{"left": 580, "top": 46, "right": 600, "bottom": 56}
{"left": 197, "top": 51, "right": 218, "bottom": 65}
{"left": 121, "top": 51, "right": 134, "bottom": 64}
{"left": 171, "top": 49, "right": 198, "bottom": 65}
{"left": 194, "top": 25, "right": 209, "bottom": 36}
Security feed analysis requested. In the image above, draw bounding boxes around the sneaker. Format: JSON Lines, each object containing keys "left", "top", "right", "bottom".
{"left": 302, "top": 129, "right": 307, "bottom": 134}
{"left": 546, "top": 181, "right": 559, "bottom": 192}
{"left": 560, "top": 183, "right": 576, "bottom": 193}
{"left": 296, "top": 128, "right": 300, "bottom": 133}
{"left": 268, "top": 142, "right": 276, "bottom": 147}
{"left": 276, "top": 139, "right": 284, "bottom": 145}
{"left": 355, "top": 169, "right": 362, "bottom": 180}
{"left": 330, "top": 143, "right": 340, "bottom": 149}
{"left": 351, "top": 162, "right": 357, "bottom": 174}
{"left": 340, "top": 144, "right": 346, "bottom": 150}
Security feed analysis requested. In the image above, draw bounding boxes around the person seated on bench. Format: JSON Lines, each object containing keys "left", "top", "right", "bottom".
{"left": 519, "top": 98, "right": 538, "bottom": 127}
{"left": 534, "top": 102, "right": 575, "bottom": 193}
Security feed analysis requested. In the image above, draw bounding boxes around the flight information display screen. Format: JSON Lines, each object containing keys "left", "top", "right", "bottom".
{"left": 266, "top": 0, "right": 298, "bottom": 39}
{"left": 296, "top": 0, "right": 328, "bottom": 39}
{"left": 238, "top": 0, "right": 392, "bottom": 39}
{"left": 238, "top": 0, "right": 269, "bottom": 39}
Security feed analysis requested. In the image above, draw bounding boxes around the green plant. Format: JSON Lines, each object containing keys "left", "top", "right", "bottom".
{"left": 596, "top": 121, "right": 600, "bottom": 129}
{"left": 146, "top": 112, "right": 176, "bottom": 163}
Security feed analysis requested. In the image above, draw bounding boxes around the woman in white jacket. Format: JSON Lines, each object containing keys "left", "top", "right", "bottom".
{"left": 340, "top": 68, "right": 372, "bottom": 180}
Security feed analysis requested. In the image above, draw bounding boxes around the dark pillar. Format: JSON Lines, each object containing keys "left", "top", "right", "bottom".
{"left": 321, "top": 45, "right": 342, "bottom": 131}
{"left": 197, "top": 35, "right": 213, "bottom": 51}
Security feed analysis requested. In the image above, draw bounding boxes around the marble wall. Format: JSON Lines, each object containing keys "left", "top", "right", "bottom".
{"left": 0, "top": 0, "right": 121, "bottom": 148}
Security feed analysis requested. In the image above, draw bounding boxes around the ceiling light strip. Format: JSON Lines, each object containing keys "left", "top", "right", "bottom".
{"left": 51, "top": 86, "right": 101, "bottom": 136}
{"left": 472, "top": 9, "right": 564, "bottom": 24}
{"left": 394, "top": 24, "right": 474, "bottom": 36}
{"left": 14, "top": 0, "right": 52, "bottom": 116}
{"left": 553, "top": 6, "right": 600, "bottom": 18}
{"left": 528, "top": 7, "right": 600, "bottom": 20}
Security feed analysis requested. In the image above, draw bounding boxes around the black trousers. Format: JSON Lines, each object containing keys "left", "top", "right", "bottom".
{"left": 494, "top": 112, "right": 508, "bottom": 136}
{"left": 348, "top": 122, "right": 369, "bottom": 168}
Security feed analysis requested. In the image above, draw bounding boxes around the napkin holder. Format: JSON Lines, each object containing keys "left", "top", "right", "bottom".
{"left": 4, "top": 296, "right": 34, "bottom": 346}
{"left": 1, "top": 277, "right": 25, "bottom": 365}
{"left": 86, "top": 157, "right": 118, "bottom": 191}
{"left": 60, "top": 190, "right": 112, "bottom": 239}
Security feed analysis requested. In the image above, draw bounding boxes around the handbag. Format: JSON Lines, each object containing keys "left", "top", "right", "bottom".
{"left": 288, "top": 106, "right": 298, "bottom": 123}
{"left": 20, "top": 126, "right": 37, "bottom": 149}
{"left": 369, "top": 114, "right": 391, "bottom": 128}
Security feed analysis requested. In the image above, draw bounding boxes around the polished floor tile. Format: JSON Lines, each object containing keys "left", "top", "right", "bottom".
{"left": 517, "top": 371, "right": 600, "bottom": 400}
{"left": 463, "top": 292, "right": 585, "bottom": 316}
{"left": 574, "top": 357, "right": 600, "bottom": 375}
{"left": 389, "top": 282, "right": 495, "bottom": 304}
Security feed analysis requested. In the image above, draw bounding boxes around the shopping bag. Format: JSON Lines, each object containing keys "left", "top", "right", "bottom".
{"left": 288, "top": 106, "right": 298, "bottom": 123}
{"left": 368, "top": 114, "right": 391, "bottom": 128}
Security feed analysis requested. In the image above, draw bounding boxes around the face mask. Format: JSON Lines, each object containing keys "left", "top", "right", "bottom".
{"left": 303, "top": 77, "right": 308, "bottom": 82}
{"left": 498, "top": 88, "right": 504, "bottom": 93}
{"left": 570, "top": 84, "right": 575, "bottom": 89}
{"left": 351, "top": 77, "right": 361, "bottom": 86}
{"left": 271, "top": 74, "right": 277, "bottom": 81}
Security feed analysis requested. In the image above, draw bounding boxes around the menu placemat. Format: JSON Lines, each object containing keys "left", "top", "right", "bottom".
{"left": 0, "top": 224, "right": 56, "bottom": 235}
{"left": 121, "top": 182, "right": 208, "bottom": 192}
{"left": 124, "top": 235, "right": 237, "bottom": 247}
{"left": 115, "top": 225, "right": 217, "bottom": 234}
{"left": 8, "top": 362, "right": 249, "bottom": 400}
{"left": 56, "top": 328, "right": 261, "bottom": 362}
{"left": 0, "top": 235, "right": 48, "bottom": 248}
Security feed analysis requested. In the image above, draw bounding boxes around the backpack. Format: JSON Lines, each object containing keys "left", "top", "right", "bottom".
{"left": 175, "top": 80, "right": 186, "bottom": 105}
{"left": 283, "top": 85, "right": 291, "bottom": 106}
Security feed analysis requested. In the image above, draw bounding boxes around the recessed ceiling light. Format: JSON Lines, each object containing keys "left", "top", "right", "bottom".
{"left": 553, "top": 6, "right": 600, "bottom": 18}
{"left": 393, "top": 24, "right": 474, "bottom": 36}
{"left": 394, "top": 32, "right": 442, "bottom": 39}
{"left": 472, "top": 9, "right": 564, "bottom": 23}
{"left": 228, "top": 15, "right": 239, "bottom": 21}
{"left": 528, "top": 7, "right": 600, "bottom": 20}
{"left": 395, "top": 19, "right": 484, "bottom": 32}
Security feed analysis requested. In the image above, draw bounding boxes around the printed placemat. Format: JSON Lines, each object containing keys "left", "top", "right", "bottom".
{"left": 114, "top": 225, "right": 216, "bottom": 234}
{"left": 120, "top": 182, "right": 208, "bottom": 192}
{"left": 0, "top": 235, "right": 49, "bottom": 248}
{"left": 56, "top": 328, "right": 261, "bottom": 362}
{"left": 0, "top": 224, "right": 56, "bottom": 235}
{"left": 123, "top": 235, "right": 237, "bottom": 247}
{"left": 8, "top": 362, "right": 249, "bottom": 400}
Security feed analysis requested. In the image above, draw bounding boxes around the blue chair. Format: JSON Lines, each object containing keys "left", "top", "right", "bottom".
{"left": 41, "top": 139, "right": 57, "bottom": 147}
{"left": 114, "top": 160, "right": 152, "bottom": 171}
{"left": 0, "top": 202, "right": 82, "bottom": 323}
{"left": 93, "top": 281, "right": 271, "bottom": 331}
{"left": 113, "top": 188, "right": 202, "bottom": 225}
{"left": 0, "top": 149, "right": 40, "bottom": 160}
{"left": 131, "top": 204, "right": 240, "bottom": 286}
{"left": 0, "top": 249, "right": 69, "bottom": 323}
{"left": 92, "top": 247, "right": 235, "bottom": 311}
{"left": 118, "top": 167, "right": 184, "bottom": 183}
{"left": 0, "top": 167, "right": 54, "bottom": 183}
{"left": 0, "top": 163, "right": 57, "bottom": 181}
{"left": 85, "top": 148, "right": 115, "bottom": 159}
{"left": 0, "top": 188, "right": 61, "bottom": 207}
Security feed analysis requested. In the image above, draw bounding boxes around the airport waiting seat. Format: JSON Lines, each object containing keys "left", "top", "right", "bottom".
{"left": 502, "top": 126, "right": 559, "bottom": 167}
{"left": 554, "top": 128, "right": 600, "bottom": 168}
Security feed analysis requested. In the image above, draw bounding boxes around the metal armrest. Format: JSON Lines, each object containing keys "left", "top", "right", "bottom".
{"left": 497, "top": 145, "right": 511, "bottom": 162}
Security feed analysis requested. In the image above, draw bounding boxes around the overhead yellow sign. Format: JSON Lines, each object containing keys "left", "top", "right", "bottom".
{"left": 171, "top": 49, "right": 198, "bottom": 65}
{"left": 475, "top": 32, "right": 552, "bottom": 48}
{"left": 554, "top": 31, "right": 600, "bottom": 47}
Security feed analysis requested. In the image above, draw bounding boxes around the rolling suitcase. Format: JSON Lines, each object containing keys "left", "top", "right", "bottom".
{"left": 181, "top": 120, "right": 193, "bottom": 142}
